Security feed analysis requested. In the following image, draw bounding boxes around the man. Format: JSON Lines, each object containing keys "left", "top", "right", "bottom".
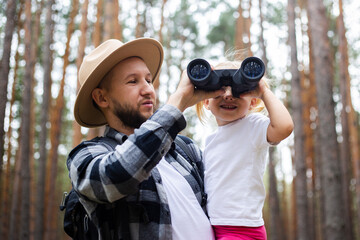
{"left": 67, "top": 38, "right": 224, "bottom": 240}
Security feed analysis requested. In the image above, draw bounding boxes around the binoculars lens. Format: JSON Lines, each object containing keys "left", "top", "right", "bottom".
{"left": 187, "top": 59, "right": 211, "bottom": 82}
{"left": 190, "top": 64, "right": 209, "bottom": 80}
{"left": 242, "top": 60, "right": 263, "bottom": 79}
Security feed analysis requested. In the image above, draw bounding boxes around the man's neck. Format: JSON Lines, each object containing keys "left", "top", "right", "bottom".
{"left": 105, "top": 113, "right": 135, "bottom": 136}
{"left": 112, "top": 123, "right": 134, "bottom": 136}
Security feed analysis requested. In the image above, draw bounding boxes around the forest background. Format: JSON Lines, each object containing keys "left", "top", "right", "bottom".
{"left": 0, "top": 0, "right": 359, "bottom": 239}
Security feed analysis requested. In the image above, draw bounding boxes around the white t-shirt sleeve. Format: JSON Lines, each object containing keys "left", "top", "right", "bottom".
{"left": 248, "top": 113, "right": 271, "bottom": 149}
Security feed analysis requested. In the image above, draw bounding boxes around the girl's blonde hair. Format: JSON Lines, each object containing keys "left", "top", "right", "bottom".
{"left": 195, "top": 59, "right": 269, "bottom": 123}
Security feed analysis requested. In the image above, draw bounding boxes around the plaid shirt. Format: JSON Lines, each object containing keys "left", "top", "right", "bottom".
{"left": 67, "top": 105, "right": 205, "bottom": 240}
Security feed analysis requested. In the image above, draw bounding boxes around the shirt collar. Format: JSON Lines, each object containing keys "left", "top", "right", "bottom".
{"left": 103, "top": 125, "right": 128, "bottom": 144}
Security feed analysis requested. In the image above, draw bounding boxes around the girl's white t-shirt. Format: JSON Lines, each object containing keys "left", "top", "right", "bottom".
{"left": 157, "top": 158, "right": 215, "bottom": 240}
{"left": 204, "top": 113, "right": 271, "bottom": 227}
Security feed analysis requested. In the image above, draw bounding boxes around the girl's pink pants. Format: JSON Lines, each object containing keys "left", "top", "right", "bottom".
{"left": 212, "top": 225, "right": 267, "bottom": 240}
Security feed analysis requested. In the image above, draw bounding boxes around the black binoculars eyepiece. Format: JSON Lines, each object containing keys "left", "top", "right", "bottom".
{"left": 187, "top": 56, "right": 265, "bottom": 97}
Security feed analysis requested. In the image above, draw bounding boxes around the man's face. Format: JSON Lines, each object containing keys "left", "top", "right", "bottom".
{"left": 100, "top": 57, "right": 156, "bottom": 129}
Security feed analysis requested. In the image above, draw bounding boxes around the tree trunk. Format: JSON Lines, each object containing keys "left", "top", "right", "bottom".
{"left": 165, "top": 29, "right": 172, "bottom": 100}
{"left": 0, "top": 0, "right": 18, "bottom": 195}
{"left": 154, "top": 0, "right": 167, "bottom": 107}
{"left": 44, "top": 0, "right": 79, "bottom": 239}
{"left": 2, "top": 67, "right": 17, "bottom": 240}
{"left": 337, "top": 0, "right": 360, "bottom": 237}
{"left": 258, "top": 0, "right": 268, "bottom": 67}
{"left": 9, "top": 142, "right": 22, "bottom": 240}
{"left": 135, "top": 0, "right": 142, "bottom": 38}
{"left": 73, "top": 0, "right": 89, "bottom": 147}
{"left": 307, "top": 0, "right": 347, "bottom": 239}
{"left": 113, "top": 0, "right": 122, "bottom": 40}
{"left": 291, "top": 154, "right": 297, "bottom": 240}
{"left": 288, "top": 0, "right": 311, "bottom": 239}
{"left": 268, "top": 148, "right": 282, "bottom": 240}
{"left": 2, "top": 35, "right": 21, "bottom": 240}
{"left": 278, "top": 78, "right": 291, "bottom": 240}
{"left": 244, "top": 0, "right": 252, "bottom": 56}
{"left": 29, "top": 1, "right": 43, "bottom": 238}
{"left": 303, "top": 13, "right": 323, "bottom": 240}
{"left": 87, "top": 0, "right": 105, "bottom": 140}
{"left": 337, "top": 1, "right": 356, "bottom": 239}
{"left": 158, "top": 0, "right": 167, "bottom": 44}
{"left": 18, "top": 0, "right": 34, "bottom": 238}
{"left": 35, "top": 0, "right": 55, "bottom": 239}
{"left": 93, "top": 0, "right": 103, "bottom": 47}
{"left": 234, "top": 0, "right": 245, "bottom": 54}
{"left": 279, "top": 158, "right": 289, "bottom": 240}
{"left": 1, "top": 2, "right": 24, "bottom": 237}
{"left": 104, "top": 0, "right": 113, "bottom": 40}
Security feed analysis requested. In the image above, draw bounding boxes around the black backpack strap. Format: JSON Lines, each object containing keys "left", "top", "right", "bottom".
{"left": 174, "top": 135, "right": 207, "bottom": 208}
{"left": 174, "top": 136, "right": 197, "bottom": 164}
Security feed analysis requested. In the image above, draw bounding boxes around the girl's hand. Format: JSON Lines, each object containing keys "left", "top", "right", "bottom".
{"left": 240, "top": 78, "right": 269, "bottom": 99}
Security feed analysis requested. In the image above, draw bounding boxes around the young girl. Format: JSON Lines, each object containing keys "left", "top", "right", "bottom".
{"left": 196, "top": 60, "right": 294, "bottom": 240}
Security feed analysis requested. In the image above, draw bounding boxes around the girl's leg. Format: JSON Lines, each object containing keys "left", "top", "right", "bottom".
{"left": 212, "top": 225, "right": 267, "bottom": 240}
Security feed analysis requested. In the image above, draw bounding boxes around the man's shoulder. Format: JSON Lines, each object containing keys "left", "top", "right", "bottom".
{"left": 73, "top": 136, "right": 115, "bottom": 148}
{"left": 67, "top": 136, "right": 118, "bottom": 161}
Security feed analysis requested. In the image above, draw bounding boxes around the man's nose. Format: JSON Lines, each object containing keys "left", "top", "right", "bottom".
{"left": 141, "top": 80, "right": 155, "bottom": 95}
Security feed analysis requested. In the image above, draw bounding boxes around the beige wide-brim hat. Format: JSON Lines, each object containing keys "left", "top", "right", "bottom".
{"left": 74, "top": 38, "right": 164, "bottom": 128}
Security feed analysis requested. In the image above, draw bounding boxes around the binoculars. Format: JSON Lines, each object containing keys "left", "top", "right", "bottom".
{"left": 187, "top": 56, "right": 265, "bottom": 97}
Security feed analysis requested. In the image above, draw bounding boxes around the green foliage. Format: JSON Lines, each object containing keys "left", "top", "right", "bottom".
{"left": 165, "top": 0, "right": 206, "bottom": 63}
{"left": 207, "top": 9, "right": 235, "bottom": 51}
{"left": 144, "top": 0, "right": 159, "bottom": 7}
{"left": 169, "top": 1, "right": 200, "bottom": 42}
{"left": 264, "top": 1, "right": 286, "bottom": 26}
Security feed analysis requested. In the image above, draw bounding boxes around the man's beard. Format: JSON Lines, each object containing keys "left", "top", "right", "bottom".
{"left": 112, "top": 100, "right": 150, "bottom": 129}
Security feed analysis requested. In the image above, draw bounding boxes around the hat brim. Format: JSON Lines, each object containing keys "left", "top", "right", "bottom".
{"left": 74, "top": 38, "right": 163, "bottom": 128}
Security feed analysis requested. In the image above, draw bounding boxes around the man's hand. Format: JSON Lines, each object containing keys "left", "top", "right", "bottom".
{"left": 167, "top": 69, "right": 224, "bottom": 112}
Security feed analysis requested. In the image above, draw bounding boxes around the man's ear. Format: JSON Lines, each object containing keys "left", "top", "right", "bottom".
{"left": 92, "top": 88, "right": 109, "bottom": 108}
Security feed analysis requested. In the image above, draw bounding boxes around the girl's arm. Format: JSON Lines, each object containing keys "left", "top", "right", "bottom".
{"left": 260, "top": 83, "right": 294, "bottom": 144}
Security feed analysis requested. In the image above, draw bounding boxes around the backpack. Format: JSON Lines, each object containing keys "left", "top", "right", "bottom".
{"left": 60, "top": 135, "right": 206, "bottom": 239}
{"left": 60, "top": 189, "right": 98, "bottom": 239}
